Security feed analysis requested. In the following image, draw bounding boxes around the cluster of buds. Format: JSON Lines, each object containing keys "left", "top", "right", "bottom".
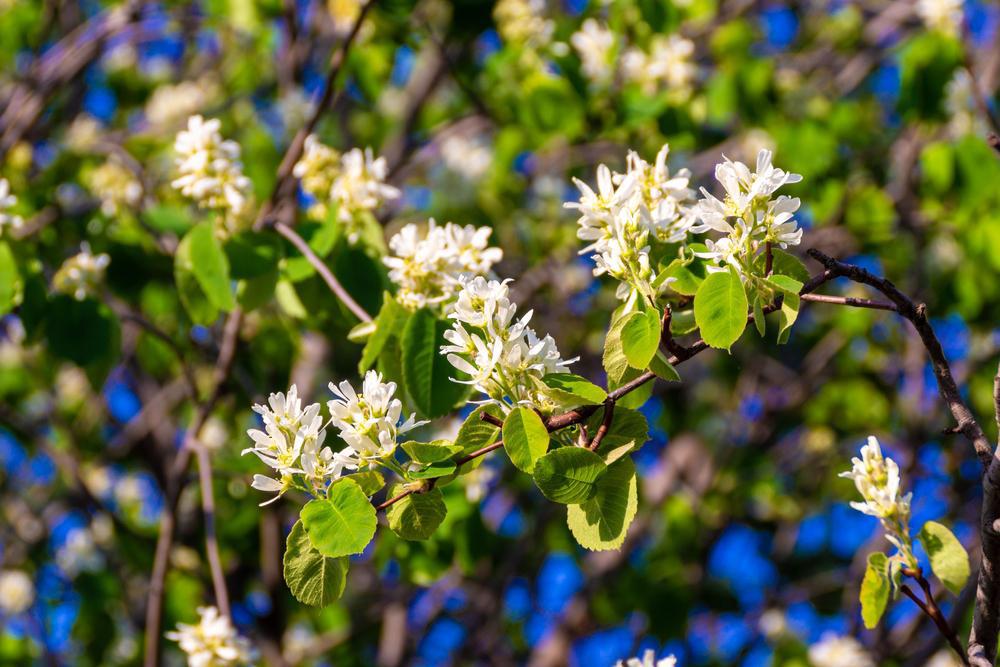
{"left": 52, "top": 243, "right": 110, "bottom": 301}
{"left": 165, "top": 606, "right": 254, "bottom": 666}
{"left": 0, "top": 178, "right": 24, "bottom": 237}
{"left": 86, "top": 158, "right": 143, "bottom": 216}
{"left": 384, "top": 220, "right": 503, "bottom": 311}
{"left": 442, "top": 276, "right": 573, "bottom": 413}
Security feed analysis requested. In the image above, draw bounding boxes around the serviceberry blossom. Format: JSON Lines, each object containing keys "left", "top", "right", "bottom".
{"left": 440, "top": 133, "right": 493, "bottom": 182}
{"left": 172, "top": 115, "right": 252, "bottom": 230}
{"left": 566, "top": 143, "right": 697, "bottom": 304}
{"left": 493, "top": 0, "right": 554, "bottom": 47}
{"left": 165, "top": 606, "right": 254, "bottom": 667}
{"left": 442, "top": 276, "right": 573, "bottom": 412}
{"left": 384, "top": 220, "right": 503, "bottom": 311}
{"left": 571, "top": 19, "right": 615, "bottom": 84}
{"left": 0, "top": 178, "right": 24, "bottom": 237}
{"left": 623, "top": 35, "right": 696, "bottom": 99}
{"left": 327, "top": 370, "right": 426, "bottom": 459}
{"left": 86, "top": 158, "right": 143, "bottom": 215}
{"left": 292, "top": 137, "right": 400, "bottom": 243}
{"left": 146, "top": 77, "right": 219, "bottom": 129}
{"left": 917, "top": 0, "right": 963, "bottom": 36}
{"left": 53, "top": 243, "right": 110, "bottom": 301}
{"left": 243, "top": 385, "right": 360, "bottom": 504}
{"left": 841, "top": 436, "right": 917, "bottom": 567}
{"left": 0, "top": 570, "right": 34, "bottom": 615}
{"left": 807, "top": 633, "right": 875, "bottom": 667}
{"left": 615, "top": 650, "right": 678, "bottom": 667}
{"left": 692, "top": 149, "right": 802, "bottom": 275}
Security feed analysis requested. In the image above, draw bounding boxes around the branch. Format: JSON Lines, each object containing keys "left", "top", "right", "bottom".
{"left": 901, "top": 568, "right": 970, "bottom": 666}
{"left": 273, "top": 221, "right": 373, "bottom": 322}
{"left": 587, "top": 399, "right": 615, "bottom": 452}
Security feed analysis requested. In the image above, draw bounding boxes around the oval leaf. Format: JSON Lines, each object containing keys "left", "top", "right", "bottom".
{"left": 283, "top": 520, "right": 348, "bottom": 607}
{"left": 621, "top": 307, "right": 662, "bottom": 369}
{"left": 385, "top": 484, "right": 447, "bottom": 540}
{"left": 533, "top": 447, "right": 607, "bottom": 504}
{"left": 402, "top": 308, "right": 470, "bottom": 418}
{"left": 503, "top": 406, "right": 549, "bottom": 473}
{"left": 919, "top": 520, "right": 970, "bottom": 595}
{"left": 567, "top": 457, "right": 638, "bottom": 551}
{"left": 694, "top": 267, "right": 748, "bottom": 350}
{"left": 186, "top": 221, "right": 235, "bottom": 311}
{"left": 300, "top": 479, "right": 377, "bottom": 558}
{"left": 541, "top": 373, "right": 607, "bottom": 406}
{"left": 860, "top": 552, "right": 890, "bottom": 629}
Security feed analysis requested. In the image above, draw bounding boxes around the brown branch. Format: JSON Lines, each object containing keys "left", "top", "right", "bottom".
{"left": 799, "top": 293, "right": 898, "bottom": 311}
{"left": 195, "top": 440, "right": 230, "bottom": 618}
{"left": 901, "top": 569, "right": 970, "bottom": 666}
{"left": 273, "top": 221, "right": 372, "bottom": 322}
{"left": 587, "top": 399, "right": 615, "bottom": 452}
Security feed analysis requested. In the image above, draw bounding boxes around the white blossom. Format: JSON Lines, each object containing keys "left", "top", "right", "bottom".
{"left": 840, "top": 436, "right": 916, "bottom": 565}
{"left": 807, "top": 633, "right": 874, "bottom": 667}
{"left": 327, "top": 370, "right": 426, "bottom": 459}
{"left": 86, "top": 158, "right": 143, "bottom": 216}
{"left": 623, "top": 35, "right": 696, "bottom": 99}
{"left": 165, "top": 606, "right": 254, "bottom": 667}
{"left": 384, "top": 220, "right": 503, "bottom": 311}
{"left": 916, "top": 0, "right": 963, "bottom": 36}
{"left": 56, "top": 527, "right": 104, "bottom": 577}
{"left": 571, "top": 19, "right": 615, "bottom": 84}
{"left": 292, "top": 134, "right": 340, "bottom": 220}
{"left": 146, "top": 78, "right": 219, "bottom": 129}
{"left": 443, "top": 276, "right": 573, "bottom": 412}
{"left": 440, "top": 133, "right": 493, "bottom": 181}
{"left": 53, "top": 242, "right": 110, "bottom": 301}
{"left": 0, "top": 570, "right": 34, "bottom": 615}
{"left": 615, "top": 650, "right": 678, "bottom": 667}
{"left": 493, "top": 0, "right": 554, "bottom": 47}
{"left": 0, "top": 177, "right": 24, "bottom": 237}
{"left": 172, "top": 115, "right": 252, "bottom": 231}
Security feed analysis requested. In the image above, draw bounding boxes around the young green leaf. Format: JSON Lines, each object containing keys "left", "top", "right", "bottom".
{"left": 566, "top": 457, "right": 638, "bottom": 551}
{"left": 584, "top": 406, "right": 649, "bottom": 463}
{"left": 0, "top": 241, "right": 19, "bottom": 316}
{"left": 385, "top": 484, "right": 447, "bottom": 540}
{"left": 768, "top": 248, "right": 811, "bottom": 283}
{"left": 283, "top": 520, "right": 348, "bottom": 607}
{"left": 649, "top": 350, "right": 680, "bottom": 383}
{"left": 185, "top": 221, "right": 235, "bottom": 311}
{"left": 454, "top": 405, "right": 501, "bottom": 472}
{"left": 349, "top": 470, "right": 385, "bottom": 496}
{"left": 660, "top": 257, "right": 706, "bottom": 296}
{"left": 694, "top": 267, "right": 748, "bottom": 350}
{"left": 765, "top": 274, "right": 804, "bottom": 296}
{"left": 621, "top": 306, "right": 662, "bottom": 369}
{"left": 603, "top": 306, "right": 650, "bottom": 409}
{"left": 533, "top": 447, "right": 607, "bottom": 504}
{"left": 401, "top": 308, "right": 469, "bottom": 418}
{"left": 777, "top": 290, "right": 800, "bottom": 344}
{"left": 752, "top": 296, "right": 765, "bottom": 337}
{"left": 503, "top": 406, "right": 549, "bottom": 473}
{"left": 919, "top": 521, "right": 970, "bottom": 595}
{"left": 359, "top": 294, "right": 406, "bottom": 373}
{"left": 860, "top": 552, "right": 891, "bottom": 629}
{"left": 407, "top": 461, "right": 457, "bottom": 480}
{"left": 541, "top": 373, "right": 607, "bottom": 406}
{"left": 300, "top": 479, "right": 377, "bottom": 558}
{"left": 402, "top": 440, "right": 462, "bottom": 464}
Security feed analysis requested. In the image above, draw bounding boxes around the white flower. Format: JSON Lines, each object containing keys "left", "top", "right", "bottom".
{"left": 440, "top": 134, "right": 493, "bottom": 181}
{"left": 493, "top": 0, "right": 553, "bottom": 47}
{"left": 841, "top": 436, "right": 916, "bottom": 564}
{"left": 917, "top": 0, "right": 963, "bottom": 36}
{"left": 384, "top": 220, "right": 503, "bottom": 311}
{"left": 0, "top": 178, "right": 24, "bottom": 237}
{"left": 293, "top": 135, "right": 340, "bottom": 219}
{"left": 330, "top": 147, "right": 400, "bottom": 242}
{"left": 56, "top": 527, "right": 104, "bottom": 577}
{"left": 172, "top": 115, "right": 252, "bottom": 230}
{"left": 571, "top": 19, "right": 615, "bottom": 84}
{"left": 615, "top": 649, "right": 678, "bottom": 667}
{"left": 807, "top": 633, "right": 874, "bottom": 667}
{"left": 443, "top": 276, "right": 573, "bottom": 411}
{"left": 86, "top": 158, "right": 143, "bottom": 216}
{"left": 53, "top": 242, "right": 110, "bottom": 300}
{"left": 327, "top": 370, "right": 426, "bottom": 459}
{"left": 623, "top": 35, "right": 696, "bottom": 99}
{"left": 165, "top": 606, "right": 254, "bottom": 667}
{"left": 0, "top": 570, "right": 34, "bottom": 615}
{"left": 146, "top": 78, "right": 219, "bottom": 129}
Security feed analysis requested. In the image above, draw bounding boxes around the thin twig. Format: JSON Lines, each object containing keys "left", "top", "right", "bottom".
{"left": 901, "top": 568, "right": 970, "bottom": 666}
{"left": 587, "top": 399, "right": 615, "bottom": 452}
{"left": 799, "top": 293, "right": 898, "bottom": 311}
{"left": 195, "top": 440, "right": 230, "bottom": 617}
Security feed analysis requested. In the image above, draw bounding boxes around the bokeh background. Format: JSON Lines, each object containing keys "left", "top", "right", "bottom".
{"left": 1, "top": 0, "right": 999, "bottom": 665}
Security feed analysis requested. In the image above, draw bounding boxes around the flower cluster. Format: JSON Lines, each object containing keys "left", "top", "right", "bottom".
{"left": 86, "top": 158, "right": 143, "bottom": 216}
{"left": 493, "top": 0, "right": 554, "bottom": 48}
{"left": 841, "top": 436, "right": 917, "bottom": 568}
{"left": 292, "top": 136, "right": 400, "bottom": 243}
{"left": 172, "top": 115, "right": 252, "bottom": 231}
{"left": 692, "top": 148, "right": 803, "bottom": 276}
{"left": 384, "top": 220, "right": 503, "bottom": 311}
{"left": 442, "top": 276, "right": 573, "bottom": 412}
{"left": 917, "top": 0, "right": 963, "bottom": 36}
{"left": 0, "top": 178, "right": 23, "bottom": 237}
{"left": 243, "top": 375, "right": 424, "bottom": 504}
{"left": 808, "top": 633, "right": 874, "bottom": 667}
{"left": 0, "top": 570, "right": 34, "bottom": 615}
{"left": 165, "top": 606, "right": 254, "bottom": 667}
{"left": 570, "top": 19, "right": 616, "bottom": 85}
{"left": 622, "top": 35, "right": 696, "bottom": 99}
{"left": 146, "top": 77, "right": 219, "bottom": 129}
{"left": 566, "top": 143, "right": 698, "bottom": 304}
{"left": 53, "top": 243, "right": 110, "bottom": 301}
{"left": 615, "top": 650, "right": 678, "bottom": 667}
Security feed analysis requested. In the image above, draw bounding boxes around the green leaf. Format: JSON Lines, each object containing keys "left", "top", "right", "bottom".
{"left": 860, "top": 552, "right": 891, "bottom": 629}
{"left": 407, "top": 461, "right": 457, "bottom": 480}
{"left": 225, "top": 232, "right": 280, "bottom": 279}
{"left": 282, "top": 219, "right": 340, "bottom": 282}
{"left": 402, "top": 440, "right": 462, "bottom": 464}
{"left": 668, "top": 308, "right": 697, "bottom": 335}
{"left": 752, "top": 296, "right": 766, "bottom": 337}
{"left": 765, "top": 274, "right": 804, "bottom": 296}
{"left": 919, "top": 521, "right": 970, "bottom": 595}
{"left": 769, "top": 249, "right": 810, "bottom": 283}
{"left": 349, "top": 470, "right": 385, "bottom": 496}
{"left": 649, "top": 350, "right": 680, "bottom": 383}
{"left": 603, "top": 306, "right": 650, "bottom": 409}
{"left": 44, "top": 296, "right": 120, "bottom": 368}
{"left": 541, "top": 373, "right": 607, "bottom": 406}
{"left": 454, "top": 405, "right": 501, "bottom": 472}
{"left": 360, "top": 294, "right": 406, "bottom": 373}
{"left": 660, "top": 257, "right": 706, "bottom": 296}
{"left": 533, "top": 447, "right": 607, "bottom": 504}
{"left": 402, "top": 308, "right": 470, "bottom": 418}
{"left": 777, "top": 290, "right": 800, "bottom": 344}
{"left": 144, "top": 204, "right": 192, "bottom": 234}
{"left": 300, "top": 479, "right": 377, "bottom": 558}
{"left": 694, "top": 267, "right": 748, "bottom": 350}
{"left": 567, "top": 457, "right": 638, "bottom": 551}
{"left": 584, "top": 406, "right": 649, "bottom": 463}
{"left": 385, "top": 484, "right": 447, "bottom": 540}
{"left": 175, "top": 231, "right": 219, "bottom": 324}
{"left": 503, "top": 406, "right": 549, "bottom": 473}
{"left": 621, "top": 306, "right": 662, "bottom": 369}
{"left": 0, "top": 241, "right": 20, "bottom": 315}
{"left": 185, "top": 222, "right": 235, "bottom": 311}
{"left": 283, "top": 520, "right": 348, "bottom": 607}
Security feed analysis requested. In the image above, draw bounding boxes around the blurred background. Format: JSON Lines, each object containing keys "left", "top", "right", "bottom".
{"left": 0, "top": 0, "right": 999, "bottom": 665}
